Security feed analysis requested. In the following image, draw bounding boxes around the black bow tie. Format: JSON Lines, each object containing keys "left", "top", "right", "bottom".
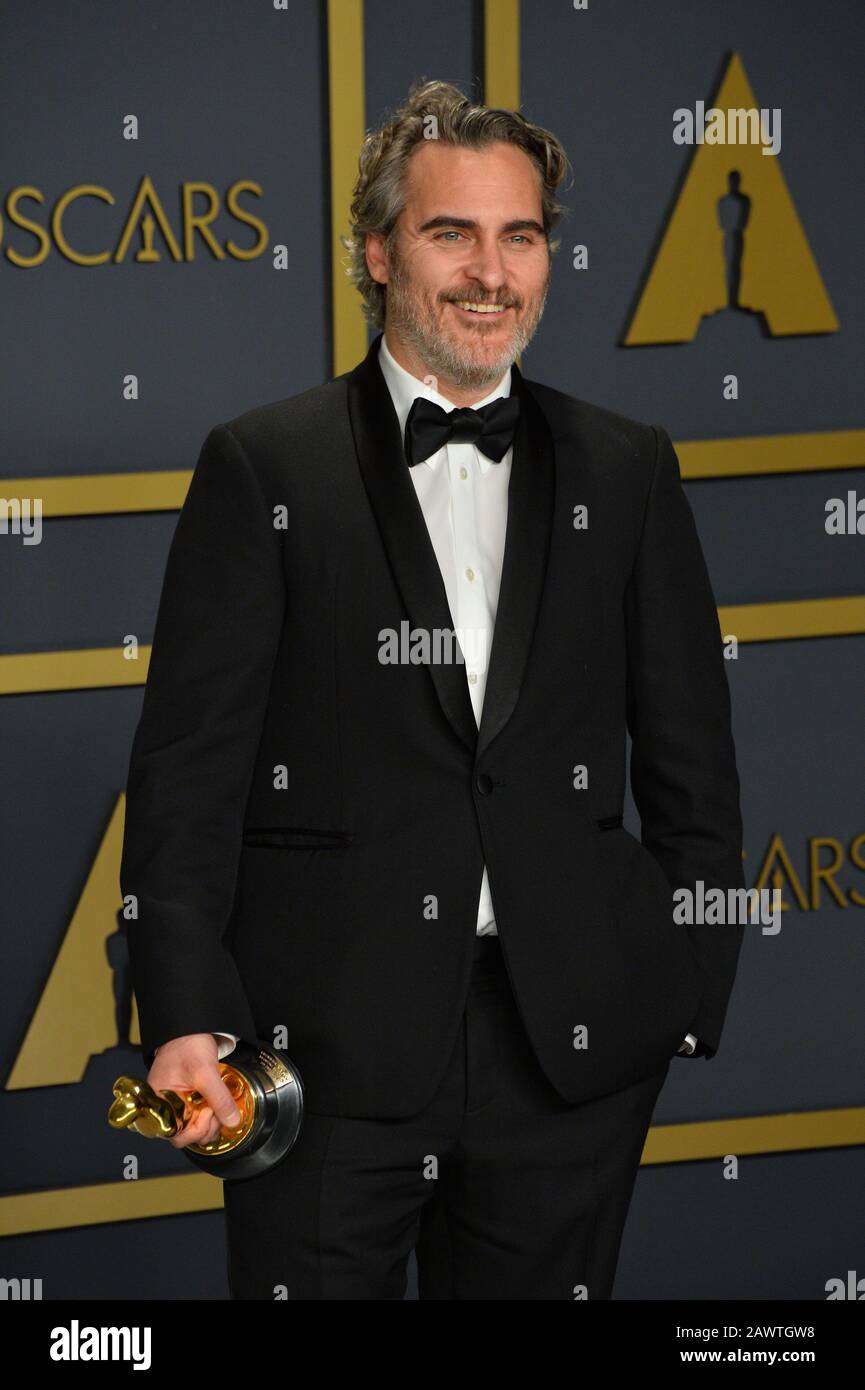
{"left": 404, "top": 394, "right": 520, "bottom": 467}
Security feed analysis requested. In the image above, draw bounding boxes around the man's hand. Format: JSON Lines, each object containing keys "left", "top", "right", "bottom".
{"left": 147, "top": 1033, "right": 242, "bottom": 1149}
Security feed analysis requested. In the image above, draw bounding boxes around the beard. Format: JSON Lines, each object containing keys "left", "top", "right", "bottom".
{"left": 384, "top": 244, "right": 550, "bottom": 392}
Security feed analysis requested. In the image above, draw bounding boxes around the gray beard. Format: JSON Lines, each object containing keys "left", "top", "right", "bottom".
{"left": 385, "top": 272, "right": 549, "bottom": 393}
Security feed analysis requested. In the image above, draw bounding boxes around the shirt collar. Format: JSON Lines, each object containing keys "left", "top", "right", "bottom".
{"left": 378, "top": 332, "right": 512, "bottom": 474}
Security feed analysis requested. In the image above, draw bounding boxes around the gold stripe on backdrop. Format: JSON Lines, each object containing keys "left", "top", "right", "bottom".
{"left": 677, "top": 428, "right": 865, "bottom": 479}
{"left": 3, "top": 591, "right": 865, "bottom": 696}
{"left": 717, "top": 595, "right": 865, "bottom": 642}
{"left": 0, "top": 1174, "right": 222, "bottom": 1238}
{"left": 0, "top": 471, "right": 190, "bottom": 517}
{"left": 643, "top": 1105, "right": 865, "bottom": 1166}
{"left": 3, "top": 429, "right": 863, "bottom": 518}
{"left": 328, "top": 0, "right": 367, "bottom": 377}
{"left": 1, "top": 1104, "right": 863, "bottom": 1236}
{"left": 484, "top": 0, "right": 520, "bottom": 109}
{"left": 0, "top": 647, "right": 150, "bottom": 696}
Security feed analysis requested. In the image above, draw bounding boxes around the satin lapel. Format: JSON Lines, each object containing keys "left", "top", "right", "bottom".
{"left": 347, "top": 334, "right": 478, "bottom": 753}
{"left": 475, "top": 362, "right": 555, "bottom": 759}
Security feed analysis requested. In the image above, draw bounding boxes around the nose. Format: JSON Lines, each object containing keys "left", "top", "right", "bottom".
{"left": 461, "top": 236, "right": 508, "bottom": 298}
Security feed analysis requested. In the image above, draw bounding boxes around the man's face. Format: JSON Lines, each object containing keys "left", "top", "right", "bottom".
{"left": 367, "top": 140, "right": 551, "bottom": 394}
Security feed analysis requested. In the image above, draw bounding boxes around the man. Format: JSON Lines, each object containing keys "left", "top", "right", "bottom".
{"left": 120, "top": 79, "right": 745, "bottom": 1300}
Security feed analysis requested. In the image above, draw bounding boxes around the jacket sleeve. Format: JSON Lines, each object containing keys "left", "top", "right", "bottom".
{"left": 120, "top": 423, "right": 285, "bottom": 1070}
{"left": 624, "top": 423, "right": 746, "bottom": 1057}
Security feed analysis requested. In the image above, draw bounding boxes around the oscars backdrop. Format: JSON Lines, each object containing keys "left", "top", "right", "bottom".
{"left": 2, "top": 0, "right": 863, "bottom": 1301}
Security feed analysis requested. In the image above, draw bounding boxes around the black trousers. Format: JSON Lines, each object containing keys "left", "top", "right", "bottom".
{"left": 224, "top": 933, "right": 671, "bottom": 1300}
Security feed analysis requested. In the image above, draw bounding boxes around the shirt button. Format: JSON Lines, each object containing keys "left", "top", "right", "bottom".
{"left": 468, "top": 671, "right": 478, "bottom": 684}
{"left": 465, "top": 567, "right": 475, "bottom": 581}
{"left": 459, "top": 467, "right": 468, "bottom": 480}
{"left": 475, "top": 772, "right": 494, "bottom": 796}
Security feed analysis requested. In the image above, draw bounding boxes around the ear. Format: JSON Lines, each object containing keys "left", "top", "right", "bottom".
{"left": 365, "top": 230, "right": 390, "bottom": 286}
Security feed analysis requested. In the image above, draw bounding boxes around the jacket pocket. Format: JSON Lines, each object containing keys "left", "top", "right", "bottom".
{"left": 241, "top": 826, "right": 354, "bottom": 849}
{"left": 595, "top": 812, "right": 624, "bottom": 831}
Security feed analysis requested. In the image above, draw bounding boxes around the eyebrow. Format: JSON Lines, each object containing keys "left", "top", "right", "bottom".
{"left": 416, "top": 215, "right": 546, "bottom": 237}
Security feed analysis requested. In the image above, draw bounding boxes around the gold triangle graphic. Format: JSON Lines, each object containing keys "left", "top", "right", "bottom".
{"left": 624, "top": 52, "right": 838, "bottom": 344}
{"left": 7, "top": 793, "right": 140, "bottom": 1090}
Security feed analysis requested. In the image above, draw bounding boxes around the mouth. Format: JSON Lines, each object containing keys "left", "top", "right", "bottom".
{"left": 449, "top": 301, "right": 512, "bottom": 321}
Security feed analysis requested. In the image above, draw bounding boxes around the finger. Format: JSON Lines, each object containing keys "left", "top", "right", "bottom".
{"left": 203, "top": 1113, "right": 225, "bottom": 1145}
{"left": 187, "top": 1109, "right": 230, "bottom": 1148}
{"left": 169, "top": 1104, "right": 214, "bottom": 1149}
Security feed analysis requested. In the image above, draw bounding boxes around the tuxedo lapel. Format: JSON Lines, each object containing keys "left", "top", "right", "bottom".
{"left": 475, "top": 360, "right": 555, "bottom": 758}
{"left": 347, "top": 334, "right": 478, "bottom": 753}
{"left": 346, "top": 333, "right": 555, "bottom": 761}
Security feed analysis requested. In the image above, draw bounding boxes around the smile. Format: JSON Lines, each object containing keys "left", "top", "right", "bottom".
{"left": 451, "top": 301, "right": 510, "bottom": 316}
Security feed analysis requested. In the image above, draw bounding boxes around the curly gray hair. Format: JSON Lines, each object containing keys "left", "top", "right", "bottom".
{"left": 341, "top": 79, "right": 572, "bottom": 329}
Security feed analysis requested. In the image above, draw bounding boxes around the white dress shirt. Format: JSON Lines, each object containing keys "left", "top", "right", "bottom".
{"left": 172, "top": 333, "right": 697, "bottom": 1061}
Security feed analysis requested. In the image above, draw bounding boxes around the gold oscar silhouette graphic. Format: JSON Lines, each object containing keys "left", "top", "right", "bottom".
{"left": 108, "top": 1039, "right": 304, "bottom": 1181}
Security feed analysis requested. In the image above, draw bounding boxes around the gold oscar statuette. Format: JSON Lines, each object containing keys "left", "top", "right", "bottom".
{"left": 107, "top": 1039, "right": 304, "bottom": 1180}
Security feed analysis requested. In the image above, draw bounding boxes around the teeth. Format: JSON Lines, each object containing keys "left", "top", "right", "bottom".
{"left": 455, "top": 302, "right": 506, "bottom": 314}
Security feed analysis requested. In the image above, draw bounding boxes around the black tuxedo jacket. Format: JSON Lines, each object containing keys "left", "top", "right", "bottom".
{"left": 120, "top": 332, "right": 745, "bottom": 1117}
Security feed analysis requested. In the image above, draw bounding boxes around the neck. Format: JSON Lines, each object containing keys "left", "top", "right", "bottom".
{"left": 382, "top": 328, "right": 508, "bottom": 408}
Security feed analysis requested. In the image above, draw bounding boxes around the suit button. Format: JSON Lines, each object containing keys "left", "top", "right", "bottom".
{"left": 475, "top": 773, "right": 494, "bottom": 796}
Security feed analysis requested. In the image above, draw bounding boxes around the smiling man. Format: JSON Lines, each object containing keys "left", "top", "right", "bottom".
{"left": 120, "top": 79, "right": 745, "bottom": 1300}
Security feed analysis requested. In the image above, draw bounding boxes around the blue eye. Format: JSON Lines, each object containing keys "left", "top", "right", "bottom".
{"left": 432, "top": 230, "right": 535, "bottom": 245}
